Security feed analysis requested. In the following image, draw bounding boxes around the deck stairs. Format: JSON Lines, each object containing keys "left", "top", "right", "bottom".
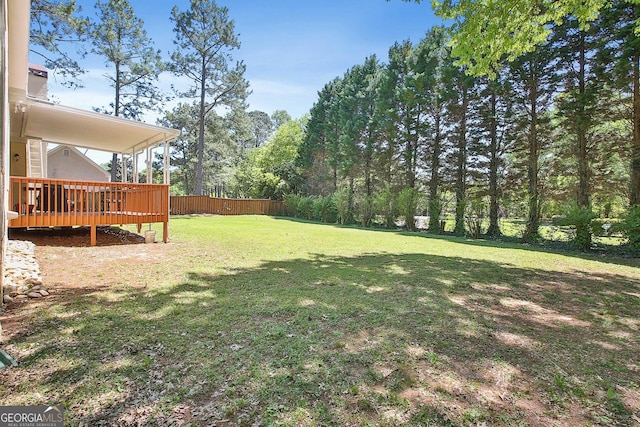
{"left": 27, "top": 139, "right": 46, "bottom": 178}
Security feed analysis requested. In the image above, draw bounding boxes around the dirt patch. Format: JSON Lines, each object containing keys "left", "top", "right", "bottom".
{"left": 8, "top": 226, "right": 146, "bottom": 247}
{"left": 2, "top": 226, "right": 171, "bottom": 341}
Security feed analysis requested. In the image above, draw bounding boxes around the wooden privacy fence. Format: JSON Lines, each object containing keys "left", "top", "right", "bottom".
{"left": 170, "top": 195, "right": 285, "bottom": 216}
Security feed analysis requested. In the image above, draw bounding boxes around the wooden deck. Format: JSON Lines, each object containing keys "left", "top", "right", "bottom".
{"left": 9, "top": 177, "right": 169, "bottom": 245}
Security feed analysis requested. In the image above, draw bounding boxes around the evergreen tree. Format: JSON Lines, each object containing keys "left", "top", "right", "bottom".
{"left": 509, "top": 44, "right": 559, "bottom": 240}
{"left": 472, "top": 70, "right": 516, "bottom": 237}
{"left": 416, "top": 27, "right": 450, "bottom": 233}
{"left": 552, "top": 18, "right": 605, "bottom": 249}
{"left": 299, "top": 77, "right": 344, "bottom": 195}
{"left": 90, "top": 0, "right": 165, "bottom": 181}
{"left": 158, "top": 103, "right": 199, "bottom": 194}
{"left": 30, "top": 0, "right": 88, "bottom": 88}
{"left": 378, "top": 40, "right": 430, "bottom": 189}
{"left": 247, "top": 111, "right": 273, "bottom": 149}
{"left": 340, "top": 56, "right": 383, "bottom": 199}
{"left": 170, "top": 0, "right": 249, "bottom": 195}
{"left": 600, "top": 2, "right": 640, "bottom": 207}
{"left": 442, "top": 63, "right": 476, "bottom": 236}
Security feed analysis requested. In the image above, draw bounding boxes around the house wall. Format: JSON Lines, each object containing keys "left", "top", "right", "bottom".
{"left": 48, "top": 147, "right": 109, "bottom": 181}
{"left": 9, "top": 140, "right": 25, "bottom": 176}
{"left": 1, "top": 0, "right": 9, "bottom": 318}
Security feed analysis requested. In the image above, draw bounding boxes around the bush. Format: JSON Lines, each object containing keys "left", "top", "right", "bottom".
{"left": 313, "top": 196, "right": 337, "bottom": 223}
{"left": 465, "top": 198, "right": 485, "bottom": 239}
{"left": 297, "top": 196, "right": 314, "bottom": 220}
{"left": 619, "top": 205, "right": 640, "bottom": 252}
{"left": 397, "top": 188, "right": 420, "bottom": 232}
{"left": 562, "top": 206, "right": 597, "bottom": 251}
{"left": 258, "top": 172, "right": 283, "bottom": 200}
{"left": 375, "top": 185, "right": 397, "bottom": 229}
{"left": 283, "top": 194, "right": 301, "bottom": 217}
{"left": 333, "top": 186, "right": 352, "bottom": 225}
{"left": 428, "top": 196, "right": 444, "bottom": 233}
{"left": 355, "top": 194, "right": 375, "bottom": 227}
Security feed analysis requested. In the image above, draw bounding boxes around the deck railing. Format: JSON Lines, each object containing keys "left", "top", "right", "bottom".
{"left": 9, "top": 177, "right": 169, "bottom": 244}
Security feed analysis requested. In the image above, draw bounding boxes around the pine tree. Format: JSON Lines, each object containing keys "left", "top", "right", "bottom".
{"left": 170, "top": 0, "right": 249, "bottom": 195}
{"left": 30, "top": 0, "right": 88, "bottom": 88}
{"left": 509, "top": 44, "right": 559, "bottom": 240}
{"left": 91, "top": 0, "right": 165, "bottom": 181}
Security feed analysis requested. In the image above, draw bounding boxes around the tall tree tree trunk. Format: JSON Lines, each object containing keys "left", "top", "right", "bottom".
{"left": 524, "top": 66, "right": 540, "bottom": 240}
{"left": 577, "top": 33, "right": 590, "bottom": 210}
{"left": 631, "top": 51, "right": 640, "bottom": 207}
{"left": 574, "top": 31, "right": 592, "bottom": 251}
{"left": 454, "top": 88, "right": 468, "bottom": 236}
{"left": 195, "top": 60, "right": 207, "bottom": 196}
{"left": 428, "top": 107, "right": 442, "bottom": 233}
{"left": 487, "top": 88, "right": 501, "bottom": 237}
{"left": 405, "top": 116, "right": 416, "bottom": 189}
{"left": 111, "top": 60, "right": 121, "bottom": 182}
{"left": 364, "top": 131, "right": 373, "bottom": 198}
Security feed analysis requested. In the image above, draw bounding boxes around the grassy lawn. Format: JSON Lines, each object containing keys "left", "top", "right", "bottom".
{"left": 1, "top": 215, "right": 639, "bottom": 426}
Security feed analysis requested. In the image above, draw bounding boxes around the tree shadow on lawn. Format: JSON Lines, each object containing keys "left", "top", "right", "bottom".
{"left": 273, "top": 216, "right": 640, "bottom": 268}
{"left": 2, "top": 252, "right": 639, "bottom": 426}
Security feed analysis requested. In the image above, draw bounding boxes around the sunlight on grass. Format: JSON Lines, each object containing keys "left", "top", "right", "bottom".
{"left": 1, "top": 215, "right": 639, "bottom": 426}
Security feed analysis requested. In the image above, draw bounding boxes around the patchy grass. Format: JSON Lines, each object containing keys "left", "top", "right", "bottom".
{"left": 1, "top": 215, "right": 639, "bottom": 426}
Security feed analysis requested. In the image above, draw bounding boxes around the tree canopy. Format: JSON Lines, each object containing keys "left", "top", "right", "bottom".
{"left": 422, "top": 0, "right": 611, "bottom": 76}
{"left": 30, "top": 0, "right": 89, "bottom": 87}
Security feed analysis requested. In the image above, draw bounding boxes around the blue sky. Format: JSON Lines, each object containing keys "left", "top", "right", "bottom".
{"left": 44, "top": 0, "right": 441, "bottom": 120}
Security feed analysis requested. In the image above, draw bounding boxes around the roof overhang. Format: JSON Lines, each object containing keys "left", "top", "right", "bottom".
{"left": 11, "top": 97, "right": 180, "bottom": 154}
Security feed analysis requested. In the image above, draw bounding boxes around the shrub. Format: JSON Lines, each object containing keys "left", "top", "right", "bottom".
{"left": 375, "top": 185, "right": 397, "bottom": 229}
{"left": 333, "top": 186, "right": 352, "bottom": 225}
{"left": 561, "top": 206, "right": 597, "bottom": 251}
{"left": 619, "top": 205, "right": 640, "bottom": 253}
{"left": 465, "top": 198, "right": 485, "bottom": 239}
{"left": 283, "top": 193, "right": 301, "bottom": 217}
{"left": 313, "top": 196, "right": 337, "bottom": 223}
{"left": 258, "top": 172, "right": 283, "bottom": 200}
{"left": 355, "top": 194, "right": 375, "bottom": 227}
{"left": 297, "top": 196, "right": 314, "bottom": 220}
{"left": 428, "top": 195, "right": 444, "bottom": 233}
{"left": 397, "top": 188, "right": 420, "bottom": 232}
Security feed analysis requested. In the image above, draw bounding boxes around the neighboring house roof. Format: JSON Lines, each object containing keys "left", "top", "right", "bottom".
{"left": 47, "top": 145, "right": 110, "bottom": 181}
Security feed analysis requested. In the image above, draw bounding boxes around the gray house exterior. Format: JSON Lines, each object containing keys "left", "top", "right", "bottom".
{"left": 47, "top": 145, "right": 110, "bottom": 182}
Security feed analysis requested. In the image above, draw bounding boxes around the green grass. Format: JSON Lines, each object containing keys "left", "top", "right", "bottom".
{"left": 1, "top": 215, "right": 639, "bottom": 426}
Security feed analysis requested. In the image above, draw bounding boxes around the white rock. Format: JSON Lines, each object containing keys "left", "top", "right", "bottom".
{"left": 3, "top": 240, "right": 44, "bottom": 301}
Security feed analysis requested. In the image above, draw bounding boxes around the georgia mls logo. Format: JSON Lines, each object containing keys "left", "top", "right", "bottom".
{"left": 0, "top": 405, "right": 64, "bottom": 427}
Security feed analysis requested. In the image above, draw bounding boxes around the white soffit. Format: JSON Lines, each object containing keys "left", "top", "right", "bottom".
{"left": 20, "top": 98, "right": 180, "bottom": 154}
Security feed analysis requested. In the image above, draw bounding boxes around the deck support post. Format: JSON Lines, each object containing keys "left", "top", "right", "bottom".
{"left": 146, "top": 147, "right": 152, "bottom": 184}
{"left": 122, "top": 154, "right": 127, "bottom": 183}
{"left": 90, "top": 225, "right": 96, "bottom": 246}
{"left": 132, "top": 152, "right": 138, "bottom": 183}
{"left": 163, "top": 137, "right": 170, "bottom": 243}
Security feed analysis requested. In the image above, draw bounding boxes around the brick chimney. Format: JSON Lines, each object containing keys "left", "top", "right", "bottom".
{"left": 27, "top": 63, "right": 48, "bottom": 100}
